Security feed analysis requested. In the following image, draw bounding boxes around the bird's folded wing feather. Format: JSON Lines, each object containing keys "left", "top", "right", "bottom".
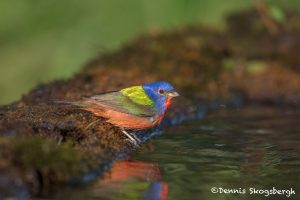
{"left": 84, "top": 91, "right": 157, "bottom": 117}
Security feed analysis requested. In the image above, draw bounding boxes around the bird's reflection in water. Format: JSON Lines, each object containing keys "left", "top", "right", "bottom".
{"left": 89, "top": 161, "right": 168, "bottom": 200}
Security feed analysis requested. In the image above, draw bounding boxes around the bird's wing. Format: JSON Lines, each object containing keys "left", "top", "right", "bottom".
{"left": 84, "top": 89, "right": 157, "bottom": 117}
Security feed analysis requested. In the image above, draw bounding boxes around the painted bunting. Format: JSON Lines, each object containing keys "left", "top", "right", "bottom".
{"left": 61, "top": 81, "right": 179, "bottom": 145}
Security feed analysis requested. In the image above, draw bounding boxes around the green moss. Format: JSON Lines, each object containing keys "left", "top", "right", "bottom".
{"left": 246, "top": 61, "right": 267, "bottom": 75}
{"left": 222, "top": 58, "right": 236, "bottom": 70}
{"left": 11, "top": 137, "right": 88, "bottom": 181}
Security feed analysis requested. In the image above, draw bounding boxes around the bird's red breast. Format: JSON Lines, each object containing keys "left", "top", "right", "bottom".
{"left": 83, "top": 103, "right": 161, "bottom": 130}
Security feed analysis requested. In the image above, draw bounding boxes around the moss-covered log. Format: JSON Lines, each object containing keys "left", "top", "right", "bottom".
{"left": 1, "top": 8, "right": 300, "bottom": 198}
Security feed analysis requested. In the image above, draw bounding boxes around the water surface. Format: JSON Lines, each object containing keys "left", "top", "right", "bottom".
{"left": 58, "top": 107, "right": 300, "bottom": 199}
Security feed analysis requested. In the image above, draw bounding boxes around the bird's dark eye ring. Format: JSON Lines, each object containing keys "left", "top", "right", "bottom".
{"left": 158, "top": 89, "right": 165, "bottom": 94}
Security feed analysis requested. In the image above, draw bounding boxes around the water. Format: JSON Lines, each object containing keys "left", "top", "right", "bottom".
{"left": 57, "top": 107, "right": 300, "bottom": 199}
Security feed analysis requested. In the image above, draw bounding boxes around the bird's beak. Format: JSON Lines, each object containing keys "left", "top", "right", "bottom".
{"left": 167, "top": 91, "right": 180, "bottom": 98}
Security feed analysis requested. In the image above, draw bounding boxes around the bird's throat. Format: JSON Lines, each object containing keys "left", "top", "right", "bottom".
{"left": 165, "top": 98, "right": 172, "bottom": 109}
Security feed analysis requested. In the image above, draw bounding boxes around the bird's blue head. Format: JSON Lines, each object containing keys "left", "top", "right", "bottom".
{"left": 142, "top": 81, "right": 179, "bottom": 113}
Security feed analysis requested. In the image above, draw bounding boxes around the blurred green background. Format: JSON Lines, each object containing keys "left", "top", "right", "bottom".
{"left": 0, "top": 0, "right": 299, "bottom": 104}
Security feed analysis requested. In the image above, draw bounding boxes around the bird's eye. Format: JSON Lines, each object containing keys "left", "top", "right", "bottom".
{"left": 158, "top": 89, "right": 165, "bottom": 94}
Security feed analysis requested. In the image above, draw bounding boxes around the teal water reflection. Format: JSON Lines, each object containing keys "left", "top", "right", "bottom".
{"left": 132, "top": 107, "right": 300, "bottom": 199}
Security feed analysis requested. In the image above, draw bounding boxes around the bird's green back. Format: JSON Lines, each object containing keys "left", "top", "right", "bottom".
{"left": 121, "top": 86, "right": 154, "bottom": 106}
